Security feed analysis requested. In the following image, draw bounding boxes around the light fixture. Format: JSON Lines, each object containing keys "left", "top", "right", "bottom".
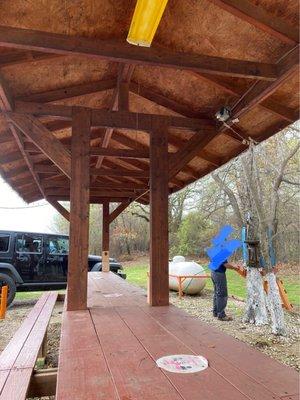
{"left": 127, "top": 0, "right": 169, "bottom": 47}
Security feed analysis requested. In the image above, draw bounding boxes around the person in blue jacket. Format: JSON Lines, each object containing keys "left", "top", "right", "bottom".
{"left": 211, "top": 260, "right": 242, "bottom": 321}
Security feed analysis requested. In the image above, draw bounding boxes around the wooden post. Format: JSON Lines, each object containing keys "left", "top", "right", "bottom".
{"left": 67, "top": 107, "right": 91, "bottom": 311}
{"left": 102, "top": 201, "right": 110, "bottom": 272}
{"left": 149, "top": 128, "right": 169, "bottom": 306}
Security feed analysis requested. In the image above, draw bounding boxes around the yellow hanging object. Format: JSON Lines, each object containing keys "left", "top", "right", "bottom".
{"left": 127, "top": 0, "right": 169, "bottom": 47}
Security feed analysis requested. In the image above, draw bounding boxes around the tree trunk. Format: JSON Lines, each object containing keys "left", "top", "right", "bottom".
{"left": 244, "top": 268, "right": 268, "bottom": 326}
{"left": 266, "top": 272, "right": 286, "bottom": 335}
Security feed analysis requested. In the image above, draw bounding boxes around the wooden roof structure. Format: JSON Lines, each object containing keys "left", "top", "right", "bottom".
{"left": 0, "top": 0, "right": 299, "bottom": 208}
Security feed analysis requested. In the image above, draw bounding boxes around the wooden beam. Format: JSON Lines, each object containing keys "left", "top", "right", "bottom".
{"left": 27, "top": 368, "right": 57, "bottom": 398}
{"left": 94, "top": 64, "right": 135, "bottom": 170}
{"left": 0, "top": 51, "right": 60, "bottom": 67}
{"left": 0, "top": 131, "right": 13, "bottom": 144}
{"left": 169, "top": 130, "right": 219, "bottom": 179}
{"left": 0, "top": 74, "right": 14, "bottom": 111}
{"left": 47, "top": 199, "right": 70, "bottom": 222}
{"left": 67, "top": 107, "right": 91, "bottom": 311}
{"left": 42, "top": 178, "right": 148, "bottom": 191}
{"left": 102, "top": 201, "right": 110, "bottom": 272}
{"left": 24, "top": 142, "right": 149, "bottom": 159}
{"left": 109, "top": 201, "right": 132, "bottom": 224}
{"left": 33, "top": 163, "right": 150, "bottom": 178}
{"left": 230, "top": 46, "right": 299, "bottom": 122}
{"left": 149, "top": 127, "right": 169, "bottom": 306}
{"left": 0, "top": 25, "right": 278, "bottom": 80}
{"left": 46, "top": 195, "right": 133, "bottom": 204}
{"left": 90, "top": 168, "right": 149, "bottom": 178}
{"left": 7, "top": 113, "right": 72, "bottom": 178}
{"left": 9, "top": 124, "right": 46, "bottom": 199}
{"left": 0, "top": 150, "right": 22, "bottom": 164}
{"left": 90, "top": 147, "right": 149, "bottom": 159}
{"left": 193, "top": 71, "right": 296, "bottom": 122}
{"left": 208, "top": 0, "right": 299, "bottom": 45}
{"left": 13, "top": 101, "right": 215, "bottom": 131}
{"left": 17, "top": 78, "right": 116, "bottom": 103}
{"left": 130, "top": 82, "right": 211, "bottom": 119}
{"left": 45, "top": 188, "right": 139, "bottom": 198}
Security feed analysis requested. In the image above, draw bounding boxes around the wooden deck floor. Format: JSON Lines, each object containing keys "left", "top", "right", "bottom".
{"left": 56, "top": 272, "right": 299, "bottom": 400}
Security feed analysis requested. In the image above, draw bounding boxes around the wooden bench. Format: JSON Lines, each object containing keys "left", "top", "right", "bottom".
{"left": 0, "top": 291, "right": 58, "bottom": 400}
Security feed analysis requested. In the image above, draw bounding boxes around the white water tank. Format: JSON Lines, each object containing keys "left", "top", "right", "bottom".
{"left": 169, "top": 256, "right": 207, "bottom": 295}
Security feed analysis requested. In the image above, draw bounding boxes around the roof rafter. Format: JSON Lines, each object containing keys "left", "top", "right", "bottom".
{"left": 208, "top": 0, "right": 299, "bottom": 45}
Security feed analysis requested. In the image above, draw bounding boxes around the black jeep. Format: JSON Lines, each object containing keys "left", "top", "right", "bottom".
{"left": 0, "top": 230, "right": 125, "bottom": 305}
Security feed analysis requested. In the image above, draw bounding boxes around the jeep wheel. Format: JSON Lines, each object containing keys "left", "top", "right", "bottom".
{"left": 0, "top": 273, "right": 16, "bottom": 306}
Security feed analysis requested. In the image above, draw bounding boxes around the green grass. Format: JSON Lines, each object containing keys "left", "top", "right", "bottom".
{"left": 15, "top": 291, "right": 44, "bottom": 300}
{"left": 15, "top": 289, "right": 65, "bottom": 301}
{"left": 124, "top": 264, "right": 300, "bottom": 306}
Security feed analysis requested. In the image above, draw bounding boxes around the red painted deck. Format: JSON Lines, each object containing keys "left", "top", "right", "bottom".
{"left": 56, "top": 272, "right": 299, "bottom": 400}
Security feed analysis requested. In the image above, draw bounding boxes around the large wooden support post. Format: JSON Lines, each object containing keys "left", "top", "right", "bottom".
{"left": 149, "top": 128, "right": 169, "bottom": 306}
{"left": 102, "top": 201, "right": 110, "bottom": 272}
{"left": 67, "top": 107, "right": 91, "bottom": 311}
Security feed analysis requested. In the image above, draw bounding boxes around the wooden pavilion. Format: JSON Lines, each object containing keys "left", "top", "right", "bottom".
{"left": 0, "top": 1, "right": 299, "bottom": 398}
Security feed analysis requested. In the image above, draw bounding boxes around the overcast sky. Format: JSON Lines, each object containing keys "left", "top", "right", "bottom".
{"left": 0, "top": 177, "right": 57, "bottom": 233}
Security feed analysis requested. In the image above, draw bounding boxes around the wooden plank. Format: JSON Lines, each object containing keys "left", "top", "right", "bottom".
{"left": 143, "top": 306, "right": 283, "bottom": 400}
{"left": 90, "top": 147, "right": 149, "bottom": 159}
{"left": 90, "top": 307, "right": 183, "bottom": 399}
{"left": 27, "top": 368, "right": 57, "bottom": 398}
{"left": 149, "top": 129, "right": 169, "bottom": 306}
{"left": 0, "top": 368, "right": 32, "bottom": 400}
{"left": 13, "top": 101, "right": 214, "bottom": 131}
{"left": 17, "top": 79, "right": 115, "bottom": 103}
{"left": 57, "top": 310, "right": 118, "bottom": 400}
{"left": 8, "top": 113, "right": 71, "bottom": 179}
{"left": 67, "top": 107, "right": 91, "bottom": 311}
{"left": 0, "top": 25, "right": 278, "bottom": 80}
{"left": 13, "top": 292, "right": 57, "bottom": 369}
{"left": 146, "top": 305, "right": 299, "bottom": 398}
{"left": 117, "top": 306, "right": 249, "bottom": 400}
{"left": 102, "top": 201, "right": 110, "bottom": 272}
{"left": 0, "top": 293, "right": 49, "bottom": 370}
{"left": 208, "top": 0, "right": 299, "bottom": 45}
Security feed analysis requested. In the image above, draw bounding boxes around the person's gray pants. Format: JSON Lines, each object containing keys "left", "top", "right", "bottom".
{"left": 211, "top": 271, "right": 228, "bottom": 318}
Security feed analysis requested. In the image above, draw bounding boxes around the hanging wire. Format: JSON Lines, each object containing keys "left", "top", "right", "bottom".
{"left": 0, "top": 203, "right": 49, "bottom": 210}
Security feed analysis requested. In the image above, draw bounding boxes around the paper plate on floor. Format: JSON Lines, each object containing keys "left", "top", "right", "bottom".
{"left": 156, "top": 354, "right": 208, "bottom": 373}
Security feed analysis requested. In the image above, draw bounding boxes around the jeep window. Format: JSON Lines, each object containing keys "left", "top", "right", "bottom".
{"left": 47, "top": 237, "right": 69, "bottom": 255}
{"left": 0, "top": 234, "right": 10, "bottom": 252}
{"left": 15, "top": 234, "right": 43, "bottom": 254}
